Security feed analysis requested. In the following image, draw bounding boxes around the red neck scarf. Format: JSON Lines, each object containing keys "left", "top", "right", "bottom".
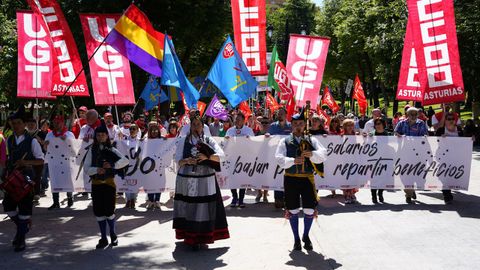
{"left": 53, "top": 127, "right": 68, "bottom": 137}
{"left": 89, "top": 119, "right": 101, "bottom": 129}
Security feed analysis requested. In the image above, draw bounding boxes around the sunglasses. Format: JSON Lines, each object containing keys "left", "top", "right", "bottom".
{"left": 129, "top": 127, "right": 137, "bottom": 131}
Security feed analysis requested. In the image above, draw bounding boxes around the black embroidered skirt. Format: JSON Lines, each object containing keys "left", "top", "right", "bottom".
{"left": 173, "top": 165, "right": 229, "bottom": 245}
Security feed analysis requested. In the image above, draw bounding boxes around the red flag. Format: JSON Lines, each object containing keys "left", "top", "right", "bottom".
{"left": 16, "top": 11, "right": 55, "bottom": 100}
{"left": 286, "top": 34, "right": 330, "bottom": 107}
{"left": 256, "top": 101, "right": 261, "bottom": 111}
{"left": 286, "top": 95, "right": 296, "bottom": 121}
{"left": 265, "top": 91, "right": 281, "bottom": 112}
{"left": 405, "top": 0, "right": 465, "bottom": 105}
{"left": 397, "top": 20, "right": 423, "bottom": 103}
{"left": 238, "top": 101, "right": 252, "bottom": 120}
{"left": 353, "top": 75, "right": 368, "bottom": 115}
{"left": 180, "top": 91, "right": 189, "bottom": 113}
{"left": 181, "top": 91, "right": 206, "bottom": 116}
{"left": 80, "top": 14, "right": 135, "bottom": 105}
{"left": 197, "top": 101, "right": 207, "bottom": 117}
{"left": 273, "top": 61, "right": 294, "bottom": 101}
{"left": 26, "top": 0, "right": 89, "bottom": 96}
{"left": 316, "top": 104, "right": 331, "bottom": 130}
{"left": 321, "top": 86, "right": 340, "bottom": 114}
{"left": 231, "top": 0, "right": 268, "bottom": 76}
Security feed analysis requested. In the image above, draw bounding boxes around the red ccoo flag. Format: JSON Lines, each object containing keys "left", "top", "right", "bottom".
{"left": 353, "top": 75, "right": 368, "bottom": 115}
{"left": 321, "top": 86, "right": 340, "bottom": 114}
{"left": 265, "top": 91, "right": 281, "bottom": 112}
{"left": 238, "top": 101, "right": 253, "bottom": 120}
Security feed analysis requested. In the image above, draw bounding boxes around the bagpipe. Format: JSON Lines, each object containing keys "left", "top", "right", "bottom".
{"left": 194, "top": 138, "right": 221, "bottom": 172}
{"left": 297, "top": 102, "right": 324, "bottom": 177}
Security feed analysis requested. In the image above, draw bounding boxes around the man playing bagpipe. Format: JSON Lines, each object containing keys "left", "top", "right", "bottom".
{"left": 275, "top": 106, "right": 327, "bottom": 251}
{"left": 1, "top": 107, "right": 45, "bottom": 252}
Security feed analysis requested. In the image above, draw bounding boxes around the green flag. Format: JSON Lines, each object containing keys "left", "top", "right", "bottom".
{"left": 267, "top": 45, "right": 280, "bottom": 92}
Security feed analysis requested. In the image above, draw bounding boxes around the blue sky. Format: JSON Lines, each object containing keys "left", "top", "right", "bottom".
{"left": 313, "top": 0, "right": 324, "bottom": 6}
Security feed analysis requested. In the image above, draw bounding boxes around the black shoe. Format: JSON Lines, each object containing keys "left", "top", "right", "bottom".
{"left": 67, "top": 198, "right": 74, "bottom": 207}
{"left": 302, "top": 236, "right": 313, "bottom": 251}
{"left": 229, "top": 198, "right": 238, "bottom": 208}
{"left": 378, "top": 194, "right": 384, "bottom": 203}
{"left": 444, "top": 197, "right": 453, "bottom": 204}
{"left": 48, "top": 203, "right": 60, "bottom": 210}
{"left": 110, "top": 234, "right": 118, "bottom": 246}
{"left": 293, "top": 240, "right": 301, "bottom": 251}
{"left": 14, "top": 237, "right": 26, "bottom": 252}
{"left": 372, "top": 197, "right": 378, "bottom": 204}
{"left": 275, "top": 199, "right": 285, "bottom": 209}
{"left": 412, "top": 191, "right": 417, "bottom": 200}
{"left": 238, "top": 202, "right": 246, "bottom": 208}
{"left": 96, "top": 238, "right": 109, "bottom": 249}
{"left": 406, "top": 197, "right": 414, "bottom": 204}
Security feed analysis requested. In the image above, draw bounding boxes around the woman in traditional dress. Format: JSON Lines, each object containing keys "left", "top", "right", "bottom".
{"left": 172, "top": 113, "right": 230, "bottom": 250}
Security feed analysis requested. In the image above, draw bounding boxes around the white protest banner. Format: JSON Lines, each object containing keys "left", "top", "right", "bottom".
{"left": 46, "top": 138, "right": 92, "bottom": 192}
{"left": 112, "top": 138, "right": 177, "bottom": 193}
{"left": 47, "top": 138, "right": 178, "bottom": 192}
{"left": 47, "top": 136, "right": 472, "bottom": 192}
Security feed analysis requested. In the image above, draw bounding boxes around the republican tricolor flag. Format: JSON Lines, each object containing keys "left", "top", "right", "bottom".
{"left": 105, "top": 4, "right": 166, "bottom": 76}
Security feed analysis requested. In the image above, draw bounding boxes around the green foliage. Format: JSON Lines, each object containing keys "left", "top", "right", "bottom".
{"left": 0, "top": 0, "right": 232, "bottom": 109}
{"left": 0, "top": 0, "right": 479, "bottom": 112}
{"left": 315, "top": 0, "right": 480, "bottom": 110}
{"left": 267, "top": 0, "right": 318, "bottom": 62}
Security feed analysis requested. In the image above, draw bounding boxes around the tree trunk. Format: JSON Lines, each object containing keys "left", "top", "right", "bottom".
{"left": 364, "top": 52, "right": 380, "bottom": 108}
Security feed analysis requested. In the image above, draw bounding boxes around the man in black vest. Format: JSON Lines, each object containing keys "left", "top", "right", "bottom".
{"left": 2, "top": 108, "right": 44, "bottom": 252}
{"left": 275, "top": 111, "right": 327, "bottom": 251}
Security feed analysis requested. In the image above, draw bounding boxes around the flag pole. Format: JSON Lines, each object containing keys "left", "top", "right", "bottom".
{"left": 47, "top": 4, "right": 133, "bottom": 119}
{"left": 115, "top": 105, "right": 120, "bottom": 126}
{"left": 132, "top": 99, "right": 140, "bottom": 113}
{"left": 69, "top": 96, "right": 79, "bottom": 120}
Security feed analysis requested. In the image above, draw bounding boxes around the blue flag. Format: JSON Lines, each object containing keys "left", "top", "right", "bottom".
{"left": 193, "top": 76, "right": 216, "bottom": 98}
{"left": 206, "top": 36, "right": 258, "bottom": 107}
{"left": 160, "top": 35, "right": 200, "bottom": 108}
{"left": 140, "top": 76, "right": 168, "bottom": 111}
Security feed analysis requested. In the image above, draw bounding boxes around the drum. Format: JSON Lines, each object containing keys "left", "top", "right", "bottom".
{"left": 0, "top": 170, "right": 34, "bottom": 202}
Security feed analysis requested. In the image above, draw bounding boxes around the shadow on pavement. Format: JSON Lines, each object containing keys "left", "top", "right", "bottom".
{"left": 286, "top": 250, "right": 342, "bottom": 270}
{"left": 0, "top": 203, "right": 174, "bottom": 269}
{"left": 171, "top": 242, "right": 229, "bottom": 270}
{"left": 222, "top": 190, "right": 480, "bottom": 220}
{"left": 318, "top": 191, "right": 480, "bottom": 219}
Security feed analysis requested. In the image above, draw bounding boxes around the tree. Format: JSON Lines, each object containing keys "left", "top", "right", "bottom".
{"left": 267, "top": 0, "right": 318, "bottom": 63}
{"left": 0, "top": 0, "right": 233, "bottom": 112}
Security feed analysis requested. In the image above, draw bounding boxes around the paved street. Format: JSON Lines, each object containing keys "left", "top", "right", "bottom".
{"left": 1, "top": 150, "right": 480, "bottom": 270}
